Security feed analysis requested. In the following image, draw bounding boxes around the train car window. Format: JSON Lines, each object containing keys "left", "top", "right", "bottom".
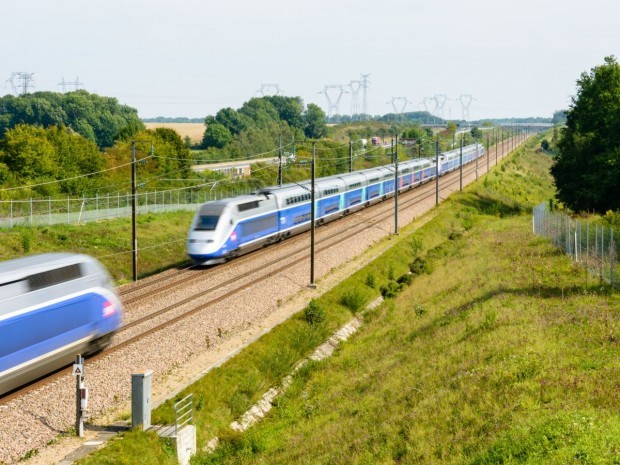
{"left": 238, "top": 201, "right": 260, "bottom": 212}
{"left": 369, "top": 177, "right": 379, "bottom": 183}
{"left": 28, "top": 264, "right": 82, "bottom": 292}
{"left": 349, "top": 182, "right": 361, "bottom": 189}
{"left": 195, "top": 215, "right": 219, "bottom": 231}
{"left": 0, "top": 279, "right": 29, "bottom": 300}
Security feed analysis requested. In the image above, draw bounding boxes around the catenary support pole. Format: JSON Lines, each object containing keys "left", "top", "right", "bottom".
{"left": 310, "top": 142, "right": 316, "bottom": 288}
{"left": 394, "top": 135, "right": 399, "bottom": 235}
{"left": 131, "top": 141, "right": 137, "bottom": 282}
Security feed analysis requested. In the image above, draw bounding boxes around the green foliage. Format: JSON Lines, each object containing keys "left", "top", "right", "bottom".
{"left": 470, "top": 126, "right": 482, "bottom": 140}
{"left": 20, "top": 229, "right": 33, "bottom": 253}
{"left": 0, "top": 124, "right": 105, "bottom": 196}
{"left": 552, "top": 109, "right": 567, "bottom": 125}
{"left": 409, "top": 256, "right": 430, "bottom": 276}
{"left": 339, "top": 288, "right": 367, "bottom": 312}
{"left": 380, "top": 280, "right": 402, "bottom": 298}
{"left": 365, "top": 272, "right": 376, "bottom": 289}
{"left": 0, "top": 90, "right": 143, "bottom": 149}
{"left": 469, "top": 413, "right": 620, "bottom": 465}
{"left": 304, "top": 299, "right": 326, "bottom": 326}
{"left": 78, "top": 430, "right": 178, "bottom": 465}
{"left": 202, "top": 123, "right": 233, "bottom": 149}
{"left": 602, "top": 210, "right": 620, "bottom": 228}
{"left": 552, "top": 56, "right": 620, "bottom": 213}
{"left": 303, "top": 103, "right": 327, "bottom": 139}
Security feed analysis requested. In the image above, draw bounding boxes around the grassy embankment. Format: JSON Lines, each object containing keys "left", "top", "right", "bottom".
{"left": 0, "top": 210, "right": 195, "bottom": 284}
{"left": 73, "top": 136, "right": 620, "bottom": 464}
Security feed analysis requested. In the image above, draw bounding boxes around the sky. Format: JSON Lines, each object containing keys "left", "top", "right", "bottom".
{"left": 1, "top": 0, "right": 619, "bottom": 121}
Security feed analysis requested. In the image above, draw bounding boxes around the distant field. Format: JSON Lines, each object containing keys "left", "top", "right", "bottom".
{"left": 144, "top": 122, "right": 204, "bottom": 144}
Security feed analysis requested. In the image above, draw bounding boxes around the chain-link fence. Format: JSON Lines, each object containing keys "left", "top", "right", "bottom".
{"left": 533, "top": 203, "right": 617, "bottom": 289}
{"left": 0, "top": 186, "right": 254, "bottom": 228}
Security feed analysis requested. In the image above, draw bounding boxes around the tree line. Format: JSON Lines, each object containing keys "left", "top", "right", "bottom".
{"left": 0, "top": 92, "right": 332, "bottom": 200}
{"left": 0, "top": 90, "right": 200, "bottom": 199}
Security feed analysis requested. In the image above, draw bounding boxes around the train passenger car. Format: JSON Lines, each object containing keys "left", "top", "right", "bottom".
{"left": 315, "top": 176, "right": 347, "bottom": 223}
{"left": 338, "top": 172, "right": 367, "bottom": 213}
{"left": 0, "top": 253, "right": 123, "bottom": 395}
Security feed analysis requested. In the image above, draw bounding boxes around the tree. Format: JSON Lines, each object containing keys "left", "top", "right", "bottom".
{"left": 470, "top": 126, "right": 482, "bottom": 140}
{"left": 552, "top": 56, "right": 620, "bottom": 213}
{"left": 0, "top": 124, "right": 105, "bottom": 195}
{"left": 215, "top": 107, "right": 251, "bottom": 135}
{"left": 552, "top": 110, "right": 567, "bottom": 125}
{"left": 303, "top": 103, "right": 327, "bottom": 139}
{"left": 0, "top": 90, "right": 143, "bottom": 149}
{"left": 264, "top": 96, "right": 304, "bottom": 129}
{"left": 202, "top": 123, "right": 233, "bottom": 149}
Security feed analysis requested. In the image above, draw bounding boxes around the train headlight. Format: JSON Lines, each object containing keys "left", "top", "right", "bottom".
{"left": 102, "top": 300, "right": 117, "bottom": 318}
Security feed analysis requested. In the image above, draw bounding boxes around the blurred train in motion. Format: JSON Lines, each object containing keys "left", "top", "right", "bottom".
{"left": 188, "top": 143, "right": 484, "bottom": 265}
{"left": 0, "top": 253, "right": 123, "bottom": 395}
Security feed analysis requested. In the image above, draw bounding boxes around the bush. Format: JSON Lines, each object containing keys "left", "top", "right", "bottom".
{"left": 339, "top": 288, "right": 366, "bottom": 313}
{"left": 414, "top": 304, "right": 426, "bottom": 316}
{"left": 20, "top": 229, "right": 33, "bottom": 253}
{"left": 365, "top": 272, "right": 376, "bottom": 289}
{"left": 409, "top": 257, "right": 428, "bottom": 276}
{"left": 397, "top": 274, "right": 413, "bottom": 285}
{"left": 380, "top": 281, "right": 402, "bottom": 299}
{"left": 448, "top": 228, "right": 463, "bottom": 240}
{"left": 304, "top": 299, "right": 325, "bottom": 326}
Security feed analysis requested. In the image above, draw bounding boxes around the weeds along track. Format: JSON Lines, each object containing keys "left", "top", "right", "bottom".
{"left": 0, "top": 139, "right": 517, "bottom": 406}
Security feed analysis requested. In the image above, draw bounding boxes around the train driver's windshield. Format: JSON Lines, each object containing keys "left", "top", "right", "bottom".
{"left": 195, "top": 215, "right": 219, "bottom": 231}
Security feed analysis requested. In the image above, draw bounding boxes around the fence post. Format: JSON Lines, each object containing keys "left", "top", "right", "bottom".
{"left": 10, "top": 199, "right": 13, "bottom": 228}
{"left": 601, "top": 226, "right": 605, "bottom": 282}
{"left": 611, "top": 228, "right": 615, "bottom": 290}
{"left": 586, "top": 222, "right": 590, "bottom": 273}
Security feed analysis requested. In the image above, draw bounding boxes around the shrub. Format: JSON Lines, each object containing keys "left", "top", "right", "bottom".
{"left": 397, "top": 274, "right": 413, "bottom": 285}
{"left": 304, "top": 299, "right": 325, "bottom": 326}
{"left": 409, "top": 236, "right": 423, "bottom": 255}
{"left": 414, "top": 304, "right": 426, "bottom": 316}
{"left": 387, "top": 264, "right": 395, "bottom": 281}
{"left": 339, "top": 288, "right": 366, "bottom": 312}
{"left": 365, "top": 272, "right": 376, "bottom": 289}
{"left": 20, "top": 230, "right": 33, "bottom": 253}
{"left": 448, "top": 228, "right": 463, "bottom": 240}
{"left": 380, "top": 281, "right": 402, "bottom": 298}
{"left": 409, "top": 257, "right": 427, "bottom": 276}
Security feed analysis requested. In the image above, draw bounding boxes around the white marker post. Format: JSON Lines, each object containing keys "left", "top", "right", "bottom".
{"left": 73, "top": 354, "right": 87, "bottom": 437}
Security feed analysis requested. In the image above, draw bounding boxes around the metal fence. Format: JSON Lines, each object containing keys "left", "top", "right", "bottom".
{"left": 533, "top": 203, "right": 617, "bottom": 289}
{"left": 0, "top": 186, "right": 254, "bottom": 228}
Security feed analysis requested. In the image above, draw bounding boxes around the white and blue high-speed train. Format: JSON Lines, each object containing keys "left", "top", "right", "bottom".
{"left": 187, "top": 143, "right": 484, "bottom": 265}
{"left": 0, "top": 253, "right": 123, "bottom": 395}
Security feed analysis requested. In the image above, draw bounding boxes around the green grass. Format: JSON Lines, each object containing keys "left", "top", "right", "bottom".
{"left": 77, "top": 134, "right": 620, "bottom": 464}
{"left": 0, "top": 210, "right": 195, "bottom": 284}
